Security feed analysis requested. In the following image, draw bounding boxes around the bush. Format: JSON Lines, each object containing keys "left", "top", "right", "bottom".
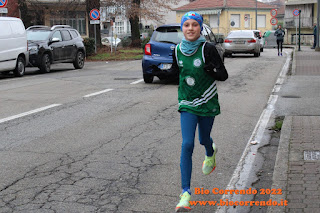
{"left": 141, "top": 37, "right": 151, "bottom": 49}
{"left": 120, "top": 36, "right": 132, "bottom": 47}
{"left": 83, "top": 37, "right": 95, "bottom": 56}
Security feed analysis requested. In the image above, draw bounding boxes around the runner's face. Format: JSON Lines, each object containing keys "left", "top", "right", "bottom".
{"left": 182, "top": 19, "right": 201, "bottom": 42}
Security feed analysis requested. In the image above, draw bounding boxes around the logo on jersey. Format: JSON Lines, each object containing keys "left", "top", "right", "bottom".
{"left": 179, "top": 60, "right": 184, "bottom": 67}
{"left": 186, "top": 76, "right": 195, "bottom": 86}
{"left": 193, "top": 58, "right": 202, "bottom": 68}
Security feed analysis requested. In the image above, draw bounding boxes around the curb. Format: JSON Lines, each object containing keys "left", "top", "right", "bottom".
{"left": 267, "top": 116, "right": 292, "bottom": 213}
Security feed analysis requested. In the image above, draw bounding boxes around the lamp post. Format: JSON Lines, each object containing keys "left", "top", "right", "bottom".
{"left": 255, "top": 0, "right": 258, "bottom": 30}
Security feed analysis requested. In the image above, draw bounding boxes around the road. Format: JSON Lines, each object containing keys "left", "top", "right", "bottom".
{"left": 0, "top": 48, "right": 291, "bottom": 213}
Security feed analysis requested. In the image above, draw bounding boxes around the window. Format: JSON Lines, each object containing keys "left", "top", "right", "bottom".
{"left": 52, "top": 31, "right": 62, "bottom": 41}
{"left": 115, "top": 21, "right": 124, "bottom": 34}
{"left": 61, "top": 30, "right": 72, "bottom": 41}
{"left": 70, "top": 30, "right": 79, "bottom": 38}
{"left": 230, "top": 14, "right": 240, "bottom": 28}
{"left": 49, "top": 12, "right": 86, "bottom": 35}
{"left": 209, "top": 14, "right": 219, "bottom": 28}
{"left": 244, "top": 14, "right": 250, "bottom": 28}
{"left": 257, "top": 15, "right": 266, "bottom": 28}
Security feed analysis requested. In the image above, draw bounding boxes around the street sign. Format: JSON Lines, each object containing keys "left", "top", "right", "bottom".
{"left": 0, "top": 0, "right": 8, "bottom": 8}
{"left": 270, "top": 17, "right": 278, "bottom": 25}
{"left": 293, "top": 9, "right": 300, "bottom": 16}
{"left": 90, "top": 20, "right": 100, "bottom": 25}
{"left": 89, "top": 9, "right": 100, "bottom": 20}
{"left": 270, "top": 9, "right": 277, "bottom": 17}
{"left": 0, "top": 7, "right": 8, "bottom": 13}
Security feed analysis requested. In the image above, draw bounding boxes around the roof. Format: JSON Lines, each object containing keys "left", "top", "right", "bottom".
{"left": 175, "top": 0, "right": 274, "bottom": 11}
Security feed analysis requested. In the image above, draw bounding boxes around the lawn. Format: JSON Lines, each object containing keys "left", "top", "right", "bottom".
{"left": 87, "top": 47, "right": 144, "bottom": 61}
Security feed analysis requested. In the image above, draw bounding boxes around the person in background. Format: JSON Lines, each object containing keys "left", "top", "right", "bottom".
{"left": 274, "top": 25, "right": 285, "bottom": 56}
{"left": 311, "top": 23, "right": 317, "bottom": 49}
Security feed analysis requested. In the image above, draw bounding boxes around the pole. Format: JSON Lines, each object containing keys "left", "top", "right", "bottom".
{"left": 295, "top": 17, "right": 297, "bottom": 47}
{"left": 94, "top": 24, "right": 97, "bottom": 54}
{"left": 255, "top": 0, "right": 258, "bottom": 30}
{"left": 315, "top": 0, "right": 320, "bottom": 51}
{"left": 298, "top": 10, "right": 301, "bottom": 51}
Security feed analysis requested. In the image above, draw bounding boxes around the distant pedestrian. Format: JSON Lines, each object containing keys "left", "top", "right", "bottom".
{"left": 170, "top": 11, "right": 228, "bottom": 212}
{"left": 274, "top": 25, "right": 285, "bottom": 56}
{"left": 311, "top": 23, "right": 317, "bottom": 49}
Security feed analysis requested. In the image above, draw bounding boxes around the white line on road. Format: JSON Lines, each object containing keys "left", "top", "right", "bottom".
{"left": 83, "top": 89, "right": 114, "bottom": 98}
{"left": 216, "top": 52, "right": 292, "bottom": 213}
{"left": 130, "top": 79, "right": 144, "bottom": 85}
{"left": 0, "top": 104, "right": 62, "bottom": 124}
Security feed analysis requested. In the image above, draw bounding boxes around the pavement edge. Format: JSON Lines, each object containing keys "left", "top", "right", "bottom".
{"left": 267, "top": 116, "right": 292, "bottom": 213}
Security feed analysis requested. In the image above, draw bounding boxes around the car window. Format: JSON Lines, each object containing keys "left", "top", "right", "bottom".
{"left": 27, "top": 30, "right": 51, "bottom": 41}
{"left": 70, "top": 30, "right": 79, "bottom": 38}
{"left": 52, "top": 31, "right": 62, "bottom": 41}
{"left": 227, "top": 31, "right": 254, "bottom": 38}
{"left": 151, "top": 27, "right": 183, "bottom": 44}
{"left": 202, "top": 25, "right": 217, "bottom": 43}
{"left": 61, "top": 30, "right": 72, "bottom": 41}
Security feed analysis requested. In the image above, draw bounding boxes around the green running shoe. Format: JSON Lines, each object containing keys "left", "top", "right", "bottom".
{"left": 202, "top": 143, "right": 217, "bottom": 175}
{"left": 175, "top": 191, "right": 191, "bottom": 212}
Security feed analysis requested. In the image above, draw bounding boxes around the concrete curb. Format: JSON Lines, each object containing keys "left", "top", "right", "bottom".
{"left": 267, "top": 116, "right": 292, "bottom": 213}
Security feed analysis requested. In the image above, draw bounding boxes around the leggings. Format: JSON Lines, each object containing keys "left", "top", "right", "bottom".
{"left": 180, "top": 111, "right": 215, "bottom": 190}
{"left": 277, "top": 39, "right": 283, "bottom": 53}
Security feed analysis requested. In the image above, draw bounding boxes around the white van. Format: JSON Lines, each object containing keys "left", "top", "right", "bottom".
{"left": 0, "top": 17, "right": 29, "bottom": 77}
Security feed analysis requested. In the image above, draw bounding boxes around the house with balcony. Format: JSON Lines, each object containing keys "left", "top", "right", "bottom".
{"left": 284, "top": 0, "right": 318, "bottom": 45}
{"left": 174, "top": 0, "right": 276, "bottom": 37}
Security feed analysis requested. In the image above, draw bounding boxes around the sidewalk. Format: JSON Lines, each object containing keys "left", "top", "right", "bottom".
{"left": 268, "top": 46, "right": 320, "bottom": 213}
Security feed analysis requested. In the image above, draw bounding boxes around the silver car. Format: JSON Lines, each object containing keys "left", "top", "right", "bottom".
{"left": 223, "top": 30, "right": 261, "bottom": 57}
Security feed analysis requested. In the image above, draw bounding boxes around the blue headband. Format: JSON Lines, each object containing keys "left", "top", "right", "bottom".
{"left": 181, "top": 11, "right": 203, "bottom": 30}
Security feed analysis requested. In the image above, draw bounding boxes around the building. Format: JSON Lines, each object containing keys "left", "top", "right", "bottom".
{"left": 284, "top": 0, "right": 318, "bottom": 45}
{"left": 174, "top": 0, "right": 276, "bottom": 37}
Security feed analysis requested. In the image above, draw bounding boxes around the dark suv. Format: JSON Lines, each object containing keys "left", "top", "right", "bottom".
{"left": 26, "top": 25, "right": 85, "bottom": 73}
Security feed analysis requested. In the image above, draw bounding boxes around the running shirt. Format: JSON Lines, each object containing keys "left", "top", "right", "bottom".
{"left": 176, "top": 42, "right": 220, "bottom": 117}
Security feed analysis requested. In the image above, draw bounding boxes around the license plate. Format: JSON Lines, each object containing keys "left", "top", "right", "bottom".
{"left": 234, "top": 41, "right": 245, "bottom": 44}
{"left": 159, "top": 63, "right": 172, "bottom": 70}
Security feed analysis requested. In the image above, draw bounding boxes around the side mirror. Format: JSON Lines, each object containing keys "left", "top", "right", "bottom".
{"left": 218, "top": 38, "right": 224, "bottom": 43}
{"left": 50, "top": 37, "right": 61, "bottom": 44}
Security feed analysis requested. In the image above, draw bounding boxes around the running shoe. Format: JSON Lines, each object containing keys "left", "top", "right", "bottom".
{"left": 202, "top": 143, "right": 217, "bottom": 175}
{"left": 175, "top": 191, "right": 191, "bottom": 212}
{"left": 280, "top": 53, "right": 283, "bottom": 56}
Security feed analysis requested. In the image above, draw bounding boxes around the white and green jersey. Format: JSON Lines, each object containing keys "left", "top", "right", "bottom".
{"left": 176, "top": 42, "right": 220, "bottom": 117}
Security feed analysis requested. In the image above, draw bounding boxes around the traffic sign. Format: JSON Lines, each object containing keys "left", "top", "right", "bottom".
{"left": 270, "top": 17, "right": 278, "bottom": 25}
{"left": 293, "top": 9, "right": 300, "bottom": 16}
{"left": 0, "top": 7, "right": 8, "bottom": 13}
{"left": 0, "top": 0, "right": 8, "bottom": 8}
{"left": 90, "top": 20, "right": 100, "bottom": 25}
{"left": 270, "top": 9, "right": 277, "bottom": 17}
{"left": 90, "top": 9, "right": 100, "bottom": 20}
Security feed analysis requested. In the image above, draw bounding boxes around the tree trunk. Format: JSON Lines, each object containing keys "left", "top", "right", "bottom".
{"left": 129, "top": 0, "right": 141, "bottom": 48}
{"left": 86, "top": 0, "right": 101, "bottom": 47}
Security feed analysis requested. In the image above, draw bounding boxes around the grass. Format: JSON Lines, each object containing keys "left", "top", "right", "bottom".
{"left": 270, "top": 116, "right": 284, "bottom": 132}
{"left": 87, "top": 47, "right": 143, "bottom": 61}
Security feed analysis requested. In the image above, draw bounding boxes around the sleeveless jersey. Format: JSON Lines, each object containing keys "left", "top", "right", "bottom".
{"left": 176, "top": 42, "right": 220, "bottom": 117}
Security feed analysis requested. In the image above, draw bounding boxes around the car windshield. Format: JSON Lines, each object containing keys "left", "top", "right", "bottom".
{"left": 228, "top": 31, "right": 253, "bottom": 38}
{"left": 27, "top": 31, "right": 51, "bottom": 41}
{"left": 152, "top": 27, "right": 183, "bottom": 44}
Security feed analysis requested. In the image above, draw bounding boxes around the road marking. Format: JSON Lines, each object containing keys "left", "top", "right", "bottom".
{"left": 83, "top": 89, "right": 114, "bottom": 98}
{"left": 130, "top": 79, "right": 144, "bottom": 85}
{"left": 216, "top": 51, "right": 292, "bottom": 213}
{"left": 0, "top": 104, "right": 61, "bottom": 124}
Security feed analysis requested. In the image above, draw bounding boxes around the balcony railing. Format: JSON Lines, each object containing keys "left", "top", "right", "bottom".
{"left": 284, "top": 17, "right": 313, "bottom": 28}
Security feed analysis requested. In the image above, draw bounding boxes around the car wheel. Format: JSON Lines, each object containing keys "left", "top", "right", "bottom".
{"left": 73, "top": 51, "right": 85, "bottom": 69}
{"left": 143, "top": 74, "right": 154, "bottom": 83}
{"left": 13, "top": 56, "right": 25, "bottom": 77}
{"left": 40, "top": 53, "right": 51, "bottom": 73}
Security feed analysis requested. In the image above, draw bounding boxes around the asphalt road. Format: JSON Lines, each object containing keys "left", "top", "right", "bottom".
{"left": 0, "top": 48, "right": 291, "bottom": 213}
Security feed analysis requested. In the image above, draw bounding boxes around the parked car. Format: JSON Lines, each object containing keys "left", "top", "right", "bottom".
{"left": 263, "top": 30, "right": 277, "bottom": 48}
{"left": 0, "top": 17, "right": 29, "bottom": 77}
{"left": 252, "top": 30, "right": 264, "bottom": 52}
{"left": 26, "top": 25, "right": 86, "bottom": 73}
{"left": 223, "top": 30, "right": 261, "bottom": 57}
{"left": 142, "top": 23, "right": 225, "bottom": 83}
{"left": 101, "top": 37, "right": 121, "bottom": 47}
